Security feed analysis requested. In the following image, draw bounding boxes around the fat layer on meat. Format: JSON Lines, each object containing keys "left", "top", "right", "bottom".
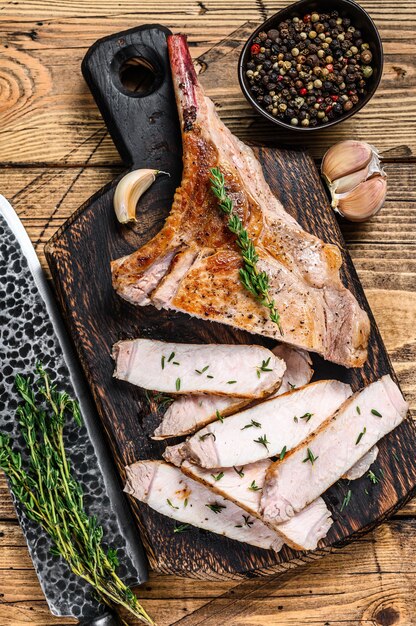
{"left": 261, "top": 375, "right": 408, "bottom": 524}
{"left": 153, "top": 344, "right": 313, "bottom": 439}
{"left": 124, "top": 460, "right": 283, "bottom": 552}
{"left": 113, "top": 339, "right": 285, "bottom": 398}
{"left": 164, "top": 380, "right": 352, "bottom": 468}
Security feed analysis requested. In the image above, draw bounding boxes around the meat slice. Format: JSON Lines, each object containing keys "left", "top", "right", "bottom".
{"left": 163, "top": 380, "right": 352, "bottom": 468}
{"left": 124, "top": 460, "right": 283, "bottom": 553}
{"left": 181, "top": 460, "right": 332, "bottom": 550}
{"left": 113, "top": 339, "right": 285, "bottom": 398}
{"left": 153, "top": 344, "right": 313, "bottom": 439}
{"left": 261, "top": 375, "right": 408, "bottom": 524}
{"left": 111, "top": 34, "right": 370, "bottom": 368}
{"left": 342, "top": 445, "right": 379, "bottom": 480}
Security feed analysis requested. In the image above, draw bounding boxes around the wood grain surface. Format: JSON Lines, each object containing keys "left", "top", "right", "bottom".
{"left": 1, "top": 0, "right": 415, "bottom": 624}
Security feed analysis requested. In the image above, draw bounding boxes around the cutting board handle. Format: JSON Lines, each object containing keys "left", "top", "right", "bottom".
{"left": 82, "top": 25, "right": 182, "bottom": 177}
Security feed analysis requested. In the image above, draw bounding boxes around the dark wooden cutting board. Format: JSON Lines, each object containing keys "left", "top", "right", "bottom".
{"left": 45, "top": 24, "right": 416, "bottom": 578}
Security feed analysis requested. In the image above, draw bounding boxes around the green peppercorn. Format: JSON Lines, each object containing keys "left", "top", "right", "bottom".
{"left": 317, "top": 110, "right": 325, "bottom": 118}
{"left": 343, "top": 100, "right": 353, "bottom": 111}
{"left": 317, "top": 49, "right": 325, "bottom": 58}
{"left": 350, "top": 46, "right": 358, "bottom": 54}
{"left": 290, "top": 117, "right": 299, "bottom": 126}
{"left": 362, "top": 65, "right": 373, "bottom": 78}
{"left": 301, "top": 118, "right": 310, "bottom": 126}
{"left": 291, "top": 47, "right": 300, "bottom": 56}
{"left": 309, "top": 31, "right": 317, "bottom": 39}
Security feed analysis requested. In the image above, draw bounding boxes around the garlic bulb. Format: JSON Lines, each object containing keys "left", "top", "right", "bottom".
{"left": 321, "top": 140, "right": 387, "bottom": 222}
{"left": 113, "top": 169, "right": 167, "bottom": 224}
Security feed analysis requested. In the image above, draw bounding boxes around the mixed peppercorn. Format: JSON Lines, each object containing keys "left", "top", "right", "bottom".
{"left": 244, "top": 10, "right": 374, "bottom": 127}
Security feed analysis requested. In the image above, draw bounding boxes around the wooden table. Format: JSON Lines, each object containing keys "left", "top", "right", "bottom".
{"left": 0, "top": 1, "right": 415, "bottom": 624}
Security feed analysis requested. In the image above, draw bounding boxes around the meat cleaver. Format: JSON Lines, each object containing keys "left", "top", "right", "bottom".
{"left": 0, "top": 194, "right": 148, "bottom": 624}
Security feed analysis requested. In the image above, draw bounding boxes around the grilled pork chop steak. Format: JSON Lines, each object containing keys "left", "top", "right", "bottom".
{"left": 124, "top": 460, "right": 284, "bottom": 553}
{"left": 261, "top": 375, "right": 408, "bottom": 524}
{"left": 111, "top": 34, "right": 370, "bottom": 368}
{"left": 153, "top": 344, "right": 313, "bottom": 439}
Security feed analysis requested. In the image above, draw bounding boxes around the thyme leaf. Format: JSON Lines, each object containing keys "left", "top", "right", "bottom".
{"left": 256, "top": 357, "right": 273, "bottom": 377}
{"left": 368, "top": 470, "right": 379, "bottom": 484}
{"left": 248, "top": 480, "right": 261, "bottom": 491}
{"left": 371, "top": 409, "right": 382, "bottom": 417}
{"left": 253, "top": 434, "right": 270, "bottom": 452}
{"left": 216, "top": 410, "right": 224, "bottom": 423}
{"left": 235, "top": 514, "right": 254, "bottom": 528}
{"left": 199, "top": 432, "right": 216, "bottom": 442}
{"left": 175, "top": 378, "right": 181, "bottom": 392}
{"left": 279, "top": 445, "right": 287, "bottom": 461}
{"left": 340, "top": 489, "right": 352, "bottom": 512}
{"left": 211, "top": 472, "right": 224, "bottom": 482}
{"left": 233, "top": 466, "right": 245, "bottom": 478}
{"left": 356, "top": 426, "right": 366, "bottom": 445}
{"left": 167, "top": 498, "right": 179, "bottom": 510}
{"left": 241, "top": 419, "right": 262, "bottom": 430}
{"left": 206, "top": 502, "right": 226, "bottom": 514}
{"left": 174, "top": 523, "right": 190, "bottom": 534}
{"left": 302, "top": 447, "right": 318, "bottom": 465}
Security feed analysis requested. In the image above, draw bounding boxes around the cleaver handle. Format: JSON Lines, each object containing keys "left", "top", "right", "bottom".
{"left": 80, "top": 611, "right": 122, "bottom": 626}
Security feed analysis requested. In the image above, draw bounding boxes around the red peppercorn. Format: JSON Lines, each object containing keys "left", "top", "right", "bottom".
{"left": 317, "top": 97, "right": 324, "bottom": 103}
{"left": 303, "top": 14, "right": 311, "bottom": 22}
{"left": 331, "top": 95, "right": 339, "bottom": 102}
{"left": 325, "top": 105, "right": 332, "bottom": 113}
{"left": 251, "top": 43, "right": 261, "bottom": 55}
{"left": 326, "top": 64, "right": 334, "bottom": 72}
{"left": 299, "top": 87, "right": 308, "bottom": 96}
{"left": 277, "top": 75, "right": 284, "bottom": 82}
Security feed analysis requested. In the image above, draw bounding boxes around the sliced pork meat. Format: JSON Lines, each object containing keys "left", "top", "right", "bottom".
{"left": 153, "top": 344, "right": 313, "bottom": 439}
{"left": 111, "top": 34, "right": 370, "bottom": 368}
{"left": 261, "top": 375, "right": 408, "bottom": 524}
{"left": 272, "top": 345, "right": 313, "bottom": 394}
{"left": 124, "top": 460, "right": 283, "bottom": 553}
{"left": 181, "top": 460, "right": 332, "bottom": 550}
{"left": 342, "top": 445, "right": 379, "bottom": 480}
{"left": 164, "top": 380, "right": 352, "bottom": 468}
{"left": 113, "top": 339, "right": 285, "bottom": 398}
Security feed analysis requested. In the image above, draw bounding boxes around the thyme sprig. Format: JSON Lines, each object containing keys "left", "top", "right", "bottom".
{"left": 0, "top": 365, "right": 154, "bottom": 625}
{"left": 210, "top": 167, "right": 283, "bottom": 334}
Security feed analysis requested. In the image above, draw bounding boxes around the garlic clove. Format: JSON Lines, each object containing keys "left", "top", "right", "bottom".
{"left": 113, "top": 168, "right": 163, "bottom": 224}
{"left": 321, "top": 140, "right": 375, "bottom": 183}
{"left": 335, "top": 175, "right": 387, "bottom": 222}
{"left": 330, "top": 165, "right": 369, "bottom": 196}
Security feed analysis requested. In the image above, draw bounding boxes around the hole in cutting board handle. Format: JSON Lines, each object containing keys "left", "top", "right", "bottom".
{"left": 111, "top": 44, "right": 164, "bottom": 98}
